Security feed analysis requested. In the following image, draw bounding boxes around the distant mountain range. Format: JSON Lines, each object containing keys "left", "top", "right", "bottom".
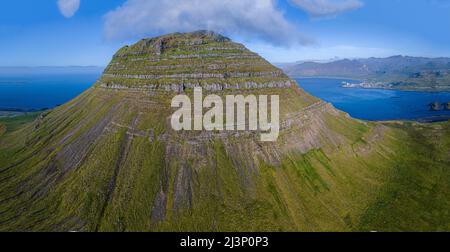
{"left": 281, "top": 56, "right": 450, "bottom": 91}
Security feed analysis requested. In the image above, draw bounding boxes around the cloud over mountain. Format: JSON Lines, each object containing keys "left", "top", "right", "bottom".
{"left": 289, "top": 0, "right": 363, "bottom": 17}
{"left": 103, "top": 0, "right": 312, "bottom": 46}
{"left": 57, "top": 0, "right": 80, "bottom": 18}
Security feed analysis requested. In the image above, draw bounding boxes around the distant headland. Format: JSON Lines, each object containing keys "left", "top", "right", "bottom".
{"left": 280, "top": 55, "right": 450, "bottom": 92}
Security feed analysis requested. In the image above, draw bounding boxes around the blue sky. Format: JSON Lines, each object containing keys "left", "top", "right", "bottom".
{"left": 0, "top": 0, "right": 449, "bottom": 66}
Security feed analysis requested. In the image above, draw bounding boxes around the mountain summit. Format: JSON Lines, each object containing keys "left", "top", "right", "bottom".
{"left": 0, "top": 31, "right": 449, "bottom": 231}
{"left": 100, "top": 30, "right": 292, "bottom": 92}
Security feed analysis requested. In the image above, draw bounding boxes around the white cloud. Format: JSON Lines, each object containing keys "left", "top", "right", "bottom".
{"left": 57, "top": 0, "right": 80, "bottom": 18}
{"left": 103, "top": 0, "right": 313, "bottom": 46}
{"left": 289, "top": 0, "right": 363, "bottom": 17}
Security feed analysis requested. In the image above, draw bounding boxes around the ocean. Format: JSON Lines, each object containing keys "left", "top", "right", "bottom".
{"left": 0, "top": 72, "right": 101, "bottom": 111}
{"left": 296, "top": 78, "right": 450, "bottom": 121}
{"left": 1, "top": 74, "right": 449, "bottom": 121}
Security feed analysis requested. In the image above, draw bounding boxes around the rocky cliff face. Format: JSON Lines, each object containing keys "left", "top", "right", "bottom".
{"left": 100, "top": 30, "right": 292, "bottom": 92}
{"left": 1, "top": 31, "right": 449, "bottom": 232}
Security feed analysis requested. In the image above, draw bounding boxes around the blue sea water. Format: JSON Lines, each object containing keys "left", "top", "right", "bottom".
{"left": 1, "top": 74, "right": 449, "bottom": 121}
{"left": 0, "top": 73, "right": 101, "bottom": 110}
{"left": 296, "top": 78, "right": 450, "bottom": 121}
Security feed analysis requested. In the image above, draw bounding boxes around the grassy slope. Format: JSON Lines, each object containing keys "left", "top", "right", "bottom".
{"left": 358, "top": 122, "right": 450, "bottom": 231}
{"left": 0, "top": 88, "right": 448, "bottom": 231}
{"left": 0, "top": 123, "right": 5, "bottom": 137}
{"left": 156, "top": 119, "right": 450, "bottom": 231}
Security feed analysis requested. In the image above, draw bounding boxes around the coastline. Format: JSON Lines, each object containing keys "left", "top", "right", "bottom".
{"left": 0, "top": 108, "right": 47, "bottom": 118}
{"left": 378, "top": 115, "right": 450, "bottom": 124}
{"left": 342, "top": 83, "right": 450, "bottom": 93}
{"left": 290, "top": 75, "right": 450, "bottom": 92}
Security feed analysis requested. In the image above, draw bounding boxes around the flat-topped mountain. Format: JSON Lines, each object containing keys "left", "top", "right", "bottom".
{"left": 282, "top": 55, "right": 450, "bottom": 91}
{"left": 0, "top": 31, "right": 449, "bottom": 231}
{"left": 101, "top": 30, "right": 291, "bottom": 91}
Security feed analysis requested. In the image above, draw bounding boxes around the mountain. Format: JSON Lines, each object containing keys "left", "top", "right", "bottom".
{"left": 282, "top": 56, "right": 450, "bottom": 91}
{"left": 0, "top": 31, "right": 449, "bottom": 231}
{"left": 0, "top": 66, "right": 104, "bottom": 75}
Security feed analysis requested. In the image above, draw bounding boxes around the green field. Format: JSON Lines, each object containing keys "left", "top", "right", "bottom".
{"left": 0, "top": 112, "right": 41, "bottom": 136}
